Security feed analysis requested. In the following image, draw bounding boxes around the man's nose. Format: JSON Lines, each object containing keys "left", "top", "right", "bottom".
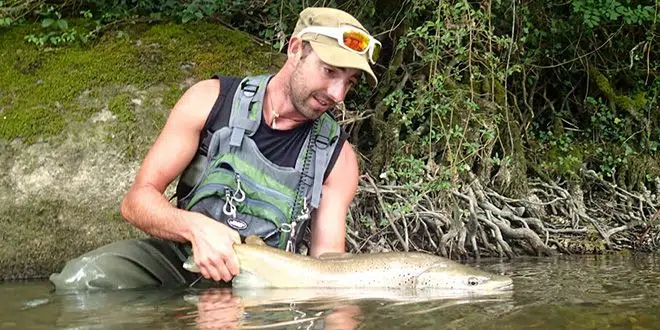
{"left": 327, "top": 80, "right": 348, "bottom": 103}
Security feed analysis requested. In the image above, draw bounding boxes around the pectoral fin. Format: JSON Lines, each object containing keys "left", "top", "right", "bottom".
{"left": 183, "top": 256, "right": 199, "bottom": 273}
{"left": 231, "top": 270, "right": 271, "bottom": 288}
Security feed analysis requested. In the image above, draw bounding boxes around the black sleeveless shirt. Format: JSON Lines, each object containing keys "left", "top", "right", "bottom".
{"left": 200, "top": 75, "right": 347, "bottom": 180}
{"left": 175, "top": 76, "right": 348, "bottom": 206}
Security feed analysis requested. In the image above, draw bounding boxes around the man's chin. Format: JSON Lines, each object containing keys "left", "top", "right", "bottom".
{"left": 303, "top": 113, "right": 323, "bottom": 121}
{"left": 297, "top": 107, "right": 324, "bottom": 121}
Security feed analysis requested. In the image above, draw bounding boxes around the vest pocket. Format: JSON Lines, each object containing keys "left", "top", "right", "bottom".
{"left": 189, "top": 194, "right": 283, "bottom": 247}
{"left": 185, "top": 180, "right": 290, "bottom": 248}
{"left": 198, "top": 162, "right": 296, "bottom": 218}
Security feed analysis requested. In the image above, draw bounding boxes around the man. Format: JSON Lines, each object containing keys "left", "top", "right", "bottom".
{"left": 50, "top": 7, "right": 380, "bottom": 291}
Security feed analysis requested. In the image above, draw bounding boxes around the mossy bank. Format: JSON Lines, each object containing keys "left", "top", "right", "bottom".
{"left": 0, "top": 22, "right": 283, "bottom": 280}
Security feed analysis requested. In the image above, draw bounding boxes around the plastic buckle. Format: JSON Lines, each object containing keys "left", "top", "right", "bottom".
{"left": 300, "top": 173, "right": 314, "bottom": 186}
{"left": 241, "top": 82, "right": 258, "bottom": 97}
{"left": 315, "top": 135, "right": 331, "bottom": 149}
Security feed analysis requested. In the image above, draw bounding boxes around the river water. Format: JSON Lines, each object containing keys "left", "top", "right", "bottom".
{"left": 2, "top": 254, "right": 659, "bottom": 329}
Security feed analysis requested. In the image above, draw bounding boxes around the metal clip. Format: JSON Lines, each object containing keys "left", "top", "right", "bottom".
{"left": 285, "top": 221, "right": 297, "bottom": 253}
{"left": 285, "top": 240, "right": 294, "bottom": 253}
{"left": 233, "top": 173, "right": 246, "bottom": 202}
{"left": 295, "top": 197, "right": 310, "bottom": 222}
{"left": 223, "top": 189, "right": 237, "bottom": 217}
{"left": 302, "top": 197, "right": 309, "bottom": 213}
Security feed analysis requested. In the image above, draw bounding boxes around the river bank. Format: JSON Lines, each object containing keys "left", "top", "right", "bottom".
{"left": 1, "top": 18, "right": 658, "bottom": 281}
{"left": 0, "top": 21, "right": 282, "bottom": 280}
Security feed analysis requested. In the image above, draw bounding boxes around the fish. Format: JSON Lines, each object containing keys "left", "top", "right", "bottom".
{"left": 183, "top": 236, "right": 513, "bottom": 293}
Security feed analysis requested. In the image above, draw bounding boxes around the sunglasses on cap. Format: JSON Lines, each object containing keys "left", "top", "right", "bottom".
{"left": 296, "top": 25, "right": 381, "bottom": 64}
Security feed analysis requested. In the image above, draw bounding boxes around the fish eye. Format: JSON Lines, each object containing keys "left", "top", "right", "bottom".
{"left": 467, "top": 277, "right": 480, "bottom": 286}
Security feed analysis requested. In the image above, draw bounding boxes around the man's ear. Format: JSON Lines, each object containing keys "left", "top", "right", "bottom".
{"left": 287, "top": 37, "right": 302, "bottom": 59}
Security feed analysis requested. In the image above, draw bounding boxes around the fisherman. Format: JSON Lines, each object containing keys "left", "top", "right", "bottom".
{"left": 49, "top": 7, "right": 381, "bottom": 291}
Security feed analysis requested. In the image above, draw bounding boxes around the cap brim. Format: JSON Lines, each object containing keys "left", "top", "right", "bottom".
{"left": 307, "top": 40, "right": 378, "bottom": 88}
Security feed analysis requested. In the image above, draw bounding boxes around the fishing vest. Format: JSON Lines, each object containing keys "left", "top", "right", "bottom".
{"left": 176, "top": 74, "right": 342, "bottom": 252}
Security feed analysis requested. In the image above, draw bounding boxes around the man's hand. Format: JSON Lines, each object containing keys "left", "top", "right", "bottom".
{"left": 186, "top": 213, "right": 242, "bottom": 282}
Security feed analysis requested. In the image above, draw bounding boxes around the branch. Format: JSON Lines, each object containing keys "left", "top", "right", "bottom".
{"left": 363, "top": 173, "right": 408, "bottom": 251}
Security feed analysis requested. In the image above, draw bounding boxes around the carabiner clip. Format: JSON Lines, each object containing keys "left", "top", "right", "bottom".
{"left": 223, "top": 189, "right": 237, "bottom": 217}
{"left": 284, "top": 222, "right": 297, "bottom": 253}
{"left": 233, "top": 173, "right": 246, "bottom": 202}
{"left": 295, "top": 197, "right": 310, "bottom": 222}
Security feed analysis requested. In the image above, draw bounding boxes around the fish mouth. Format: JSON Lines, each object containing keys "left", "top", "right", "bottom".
{"left": 494, "top": 281, "right": 514, "bottom": 291}
{"left": 483, "top": 277, "right": 514, "bottom": 292}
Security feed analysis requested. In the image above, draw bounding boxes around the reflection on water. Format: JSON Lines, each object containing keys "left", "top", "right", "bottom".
{"left": 2, "top": 254, "right": 660, "bottom": 329}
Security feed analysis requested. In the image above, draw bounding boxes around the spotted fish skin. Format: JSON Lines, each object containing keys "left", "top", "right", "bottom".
{"left": 183, "top": 236, "right": 513, "bottom": 292}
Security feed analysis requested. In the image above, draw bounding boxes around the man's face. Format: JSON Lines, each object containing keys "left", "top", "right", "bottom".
{"left": 288, "top": 46, "right": 361, "bottom": 120}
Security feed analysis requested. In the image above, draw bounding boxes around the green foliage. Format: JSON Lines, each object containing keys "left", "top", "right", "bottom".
{"left": 587, "top": 97, "right": 627, "bottom": 144}
{"left": 0, "top": 1, "right": 16, "bottom": 27}
{"left": 2, "top": 0, "right": 658, "bottom": 192}
{"left": 518, "top": 0, "right": 658, "bottom": 182}
{"left": 534, "top": 130, "right": 584, "bottom": 178}
{"left": 375, "top": 0, "right": 511, "bottom": 188}
{"left": 571, "top": 0, "right": 655, "bottom": 28}
{"left": 22, "top": 5, "right": 94, "bottom": 46}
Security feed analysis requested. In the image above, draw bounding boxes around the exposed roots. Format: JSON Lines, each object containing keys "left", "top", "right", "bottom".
{"left": 579, "top": 170, "right": 660, "bottom": 252}
{"left": 348, "top": 170, "right": 660, "bottom": 259}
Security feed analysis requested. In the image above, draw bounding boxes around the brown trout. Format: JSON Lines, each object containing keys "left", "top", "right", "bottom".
{"left": 183, "top": 236, "right": 513, "bottom": 293}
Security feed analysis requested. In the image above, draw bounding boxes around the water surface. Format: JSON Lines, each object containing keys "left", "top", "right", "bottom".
{"left": 2, "top": 254, "right": 659, "bottom": 329}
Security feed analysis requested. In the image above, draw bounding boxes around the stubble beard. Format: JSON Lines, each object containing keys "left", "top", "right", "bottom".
{"left": 288, "top": 63, "right": 328, "bottom": 121}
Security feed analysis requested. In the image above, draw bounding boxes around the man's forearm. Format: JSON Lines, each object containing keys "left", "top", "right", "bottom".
{"left": 120, "top": 184, "right": 193, "bottom": 243}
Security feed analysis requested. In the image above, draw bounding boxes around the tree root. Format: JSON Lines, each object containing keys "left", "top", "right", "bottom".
{"left": 348, "top": 169, "right": 660, "bottom": 259}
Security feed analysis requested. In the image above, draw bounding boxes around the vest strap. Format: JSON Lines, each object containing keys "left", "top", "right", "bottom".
{"left": 309, "top": 114, "right": 338, "bottom": 208}
{"left": 228, "top": 75, "right": 271, "bottom": 147}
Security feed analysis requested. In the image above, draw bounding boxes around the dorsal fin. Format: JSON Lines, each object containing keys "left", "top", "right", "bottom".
{"left": 317, "top": 252, "right": 352, "bottom": 260}
{"left": 245, "top": 235, "right": 267, "bottom": 246}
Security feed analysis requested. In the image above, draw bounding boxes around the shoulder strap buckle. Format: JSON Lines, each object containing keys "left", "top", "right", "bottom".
{"left": 315, "top": 135, "right": 331, "bottom": 149}
{"left": 241, "top": 81, "right": 259, "bottom": 96}
{"left": 228, "top": 74, "right": 272, "bottom": 147}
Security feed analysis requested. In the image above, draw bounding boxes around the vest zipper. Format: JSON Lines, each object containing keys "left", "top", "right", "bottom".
{"left": 234, "top": 172, "right": 294, "bottom": 206}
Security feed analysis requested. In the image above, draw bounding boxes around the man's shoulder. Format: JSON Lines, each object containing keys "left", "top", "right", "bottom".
{"left": 178, "top": 79, "right": 221, "bottom": 110}
{"left": 187, "top": 79, "right": 221, "bottom": 97}
{"left": 170, "top": 79, "right": 222, "bottom": 127}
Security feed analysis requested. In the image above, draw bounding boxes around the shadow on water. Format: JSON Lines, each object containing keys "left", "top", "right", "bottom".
{"left": 3, "top": 254, "right": 660, "bottom": 329}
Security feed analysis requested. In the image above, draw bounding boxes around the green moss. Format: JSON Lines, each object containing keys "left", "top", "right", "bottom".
{"left": 163, "top": 85, "right": 184, "bottom": 109}
{"left": 0, "top": 21, "right": 283, "bottom": 144}
{"left": 590, "top": 66, "right": 615, "bottom": 99}
{"left": 616, "top": 91, "right": 648, "bottom": 111}
{"left": 588, "top": 65, "right": 645, "bottom": 120}
{"left": 0, "top": 21, "right": 286, "bottom": 279}
{"left": 622, "top": 95, "right": 645, "bottom": 113}
{"left": 108, "top": 94, "right": 136, "bottom": 124}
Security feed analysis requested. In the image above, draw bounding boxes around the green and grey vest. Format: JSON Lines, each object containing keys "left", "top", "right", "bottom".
{"left": 177, "top": 75, "right": 341, "bottom": 251}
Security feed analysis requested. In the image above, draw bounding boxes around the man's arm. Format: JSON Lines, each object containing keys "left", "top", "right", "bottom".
{"left": 120, "top": 79, "right": 213, "bottom": 241}
{"left": 309, "top": 140, "right": 359, "bottom": 257}
{"left": 120, "top": 79, "right": 241, "bottom": 282}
